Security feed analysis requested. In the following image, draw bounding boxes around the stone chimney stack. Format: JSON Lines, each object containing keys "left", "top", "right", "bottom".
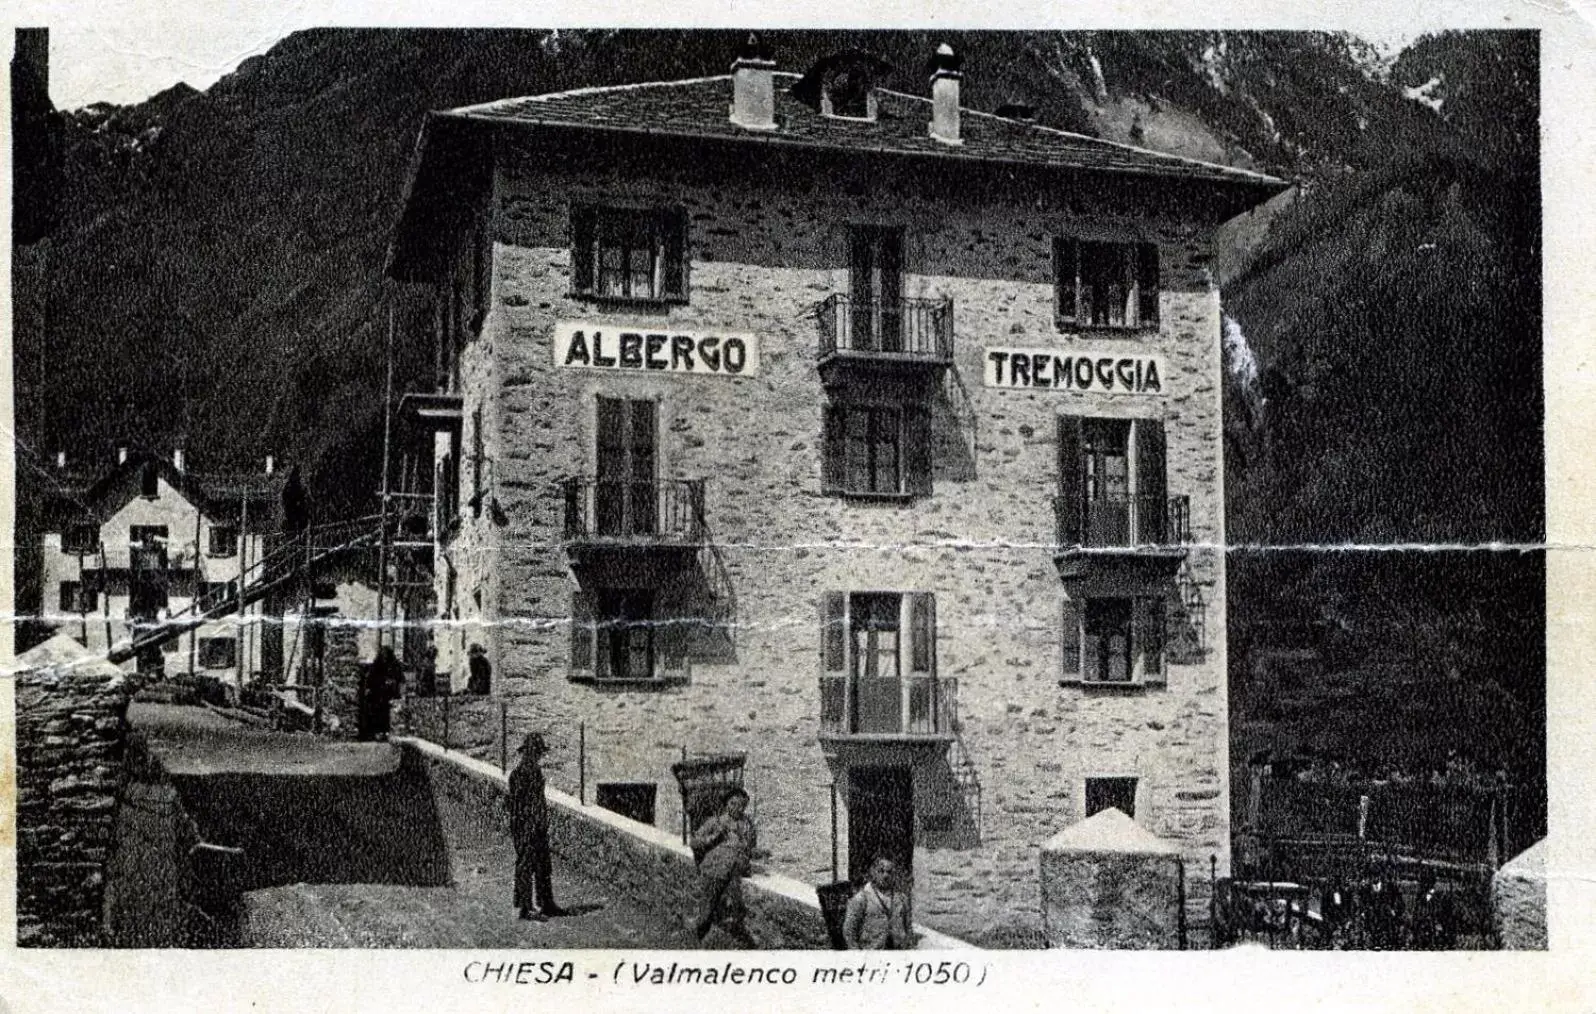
{"left": 117, "top": 444, "right": 128, "bottom": 465}
{"left": 730, "top": 33, "right": 776, "bottom": 131}
{"left": 265, "top": 454, "right": 275, "bottom": 475}
{"left": 173, "top": 446, "right": 185, "bottom": 472}
{"left": 929, "top": 43, "right": 963, "bottom": 146}
{"left": 56, "top": 450, "right": 66, "bottom": 469}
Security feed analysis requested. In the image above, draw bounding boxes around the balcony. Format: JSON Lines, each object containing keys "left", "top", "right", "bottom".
{"left": 816, "top": 294, "right": 954, "bottom": 385}
{"left": 818, "top": 674, "right": 957, "bottom": 743}
{"left": 1053, "top": 493, "right": 1191, "bottom": 581}
{"left": 561, "top": 478, "right": 707, "bottom": 576}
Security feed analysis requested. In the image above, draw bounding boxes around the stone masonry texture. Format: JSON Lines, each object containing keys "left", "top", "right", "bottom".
{"left": 16, "top": 665, "right": 133, "bottom": 946}
{"left": 429, "top": 134, "right": 1237, "bottom": 945}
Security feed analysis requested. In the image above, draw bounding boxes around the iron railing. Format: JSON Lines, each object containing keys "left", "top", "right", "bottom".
{"left": 819, "top": 674, "right": 957, "bottom": 737}
{"left": 817, "top": 294, "right": 954, "bottom": 363}
{"left": 562, "top": 478, "right": 706, "bottom": 542}
{"left": 1054, "top": 493, "right": 1191, "bottom": 549}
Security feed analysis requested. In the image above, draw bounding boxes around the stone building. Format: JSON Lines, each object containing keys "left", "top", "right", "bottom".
{"left": 386, "top": 40, "right": 1286, "bottom": 942}
{"left": 37, "top": 448, "right": 279, "bottom": 686}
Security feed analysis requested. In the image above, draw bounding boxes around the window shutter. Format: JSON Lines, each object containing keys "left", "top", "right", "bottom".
{"left": 471, "top": 407, "right": 484, "bottom": 519}
{"left": 1054, "top": 238, "right": 1076, "bottom": 323}
{"left": 1061, "top": 597, "right": 1083, "bottom": 680}
{"left": 661, "top": 208, "right": 687, "bottom": 301}
{"left": 908, "top": 592, "right": 936, "bottom": 675}
{"left": 1134, "top": 419, "right": 1167, "bottom": 544}
{"left": 1136, "top": 242, "right": 1160, "bottom": 326}
{"left": 1056, "top": 415, "right": 1084, "bottom": 546}
{"left": 904, "top": 404, "right": 934, "bottom": 497}
{"left": 822, "top": 591, "right": 848, "bottom": 675}
{"left": 571, "top": 589, "right": 594, "bottom": 673}
{"left": 822, "top": 405, "right": 845, "bottom": 494}
{"left": 571, "top": 206, "right": 595, "bottom": 294}
{"left": 1137, "top": 596, "right": 1166, "bottom": 684}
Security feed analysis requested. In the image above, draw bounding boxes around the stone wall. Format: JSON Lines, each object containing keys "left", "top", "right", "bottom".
{"left": 401, "top": 693, "right": 508, "bottom": 766}
{"left": 403, "top": 737, "right": 971, "bottom": 950}
{"left": 437, "top": 135, "right": 1234, "bottom": 943}
{"left": 1038, "top": 808, "right": 1184, "bottom": 948}
{"left": 16, "top": 662, "right": 133, "bottom": 945}
{"left": 1492, "top": 838, "right": 1547, "bottom": 949}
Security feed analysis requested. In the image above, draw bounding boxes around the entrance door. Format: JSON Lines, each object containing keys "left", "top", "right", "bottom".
{"left": 848, "top": 765, "right": 915, "bottom": 884}
{"left": 850, "top": 593, "right": 902, "bottom": 733}
{"left": 597, "top": 589, "right": 654, "bottom": 680}
{"left": 595, "top": 397, "right": 658, "bottom": 536}
{"left": 849, "top": 227, "right": 904, "bottom": 352}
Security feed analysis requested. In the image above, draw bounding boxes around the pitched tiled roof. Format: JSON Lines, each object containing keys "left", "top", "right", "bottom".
{"left": 442, "top": 72, "right": 1287, "bottom": 190}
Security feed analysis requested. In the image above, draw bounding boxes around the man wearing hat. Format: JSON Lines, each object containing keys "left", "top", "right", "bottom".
{"left": 508, "top": 732, "right": 566, "bottom": 920}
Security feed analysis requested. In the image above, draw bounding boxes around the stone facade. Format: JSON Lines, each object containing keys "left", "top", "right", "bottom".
{"left": 402, "top": 91, "right": 1266, "bottom": 943}
{"left": 15, "top": 650, "right": 133, "bottom": 945}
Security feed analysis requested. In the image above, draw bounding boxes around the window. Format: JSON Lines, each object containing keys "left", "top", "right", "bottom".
{"left": 820, "top": 591, "right": 942, "bottom": 735}
{"left": 594, "top": 397, "right": 659, "bottom": 535}
{"left": 208, "top": 525, "right": 238, "bottom": 557}
{"left": 469, "top": 406, "right": 485, "bottom": 520}
{"left": 1056, "top": 416, "right": 1172, "bottom": 547}
{"left": 848, "top": 226, "right": 904, "bottom": 352}
{"left": 1085, "top": 776, "right": 1139, "bottom": 819}
{"left": 62, "top": 524, "right": 100, "bottom": 554}
{"left": 570, "top": 588, "right": 688, "bottom": 682}
{"left": 571, "top": 206, "right": 687, "bottom": 303}
{"left": 129, "top": 526, "right": 169, "bottom": 570}
{"left": 822, "top": 403, "right": 932, "bottom": 498}
{"left": 201, "top": 582, "right": 233, "bottom": 608}
{"left": 1061, "top": 596, "right": 1165, "bottom": 685}
{"left": 1055, "top": 239, "right": 1159, "bottom": 329}
{"left": 198, "top": 637, "right": 237, "bottom": 670}
{"left": 59, "top": 581, "right": 98, "bottom": 613}
{"left": 140, "top": 463, "right": 160, "bottom": 498}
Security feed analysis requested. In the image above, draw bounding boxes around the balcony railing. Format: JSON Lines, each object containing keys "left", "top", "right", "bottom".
{"left": 819, "top": 674, "right": 957, "bottom": 739}
{"left": 817, "top": 294, "right": 954, "bottom": 366}
{"left": 562, "top": 478, "right": 706, "bottom": 543}
{"left": 1054, "top": 493, "right": 1191, "bottom": 550}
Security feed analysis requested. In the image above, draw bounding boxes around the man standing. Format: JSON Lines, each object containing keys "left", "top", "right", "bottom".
{"left": 508, "top": 732, "right": 566, "bottom": 921}
{"left": 466, "top": 643, "right": 492, "bottom": 694}
{"left": 843, "top": 856, "right": 912, "bottom": 950}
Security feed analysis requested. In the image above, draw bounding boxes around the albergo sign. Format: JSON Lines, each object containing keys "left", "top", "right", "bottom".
{"left": 984, "top": 347, "right": 1166, "bottom": 394}
{"left": 553, "top": 321, "right": 760, "bottom": 377}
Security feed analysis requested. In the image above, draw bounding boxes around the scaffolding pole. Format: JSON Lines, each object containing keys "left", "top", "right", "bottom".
{"left": 375, "top": 296, "right": 396, "bottom": 653}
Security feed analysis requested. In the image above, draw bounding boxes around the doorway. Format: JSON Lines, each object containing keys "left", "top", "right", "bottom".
{"left": 848, "top": 765, "right": 915, "bottom": 884}
{"left": 849, "top": 226, "right": 904, "bottom": 352}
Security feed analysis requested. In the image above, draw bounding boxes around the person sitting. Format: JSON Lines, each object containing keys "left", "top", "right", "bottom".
{"left": 843, "top": 855, "right": 912, "bottom": 950}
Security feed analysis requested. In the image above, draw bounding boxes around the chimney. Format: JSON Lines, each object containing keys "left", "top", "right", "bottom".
{"left": 264, "top": 454, "right": 275, "bottom": 475}
{"left": 117, "top": 444, "right": 128, "bottom": 464}
{"left": 929, "top": 43, "right": 963, "bottom": 146}
{"left": 729, "top": 33, "right": 776, "bottom": 131}
{"left": 173, "top": 446, "right": 185, "bottom": 472}
{"left": 56, "top": 450, "right": 66, "bottom": 469}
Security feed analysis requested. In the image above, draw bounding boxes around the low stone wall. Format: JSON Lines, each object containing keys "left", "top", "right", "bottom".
{"left": 15, "top": 662, "right": 133, "bottom": 946}
{"left": 400, "top": 694, "right": 507, "bottom": 765}
{"left": 1038, "top": 808, "right": 1184, "bottom": 949}
{"left": 401, "top": 737, "right": 972, "bottom": 950}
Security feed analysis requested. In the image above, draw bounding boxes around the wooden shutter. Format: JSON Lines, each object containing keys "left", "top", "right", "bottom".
{"left": 822, "top": 405, "right": 845, "bottom": 493}
{"left": 908, "top": 593, "right": 936, "bottom": 675}
{"left": 1136, "top": 242, "right": 1160, "bottom": 326}
{"left": 1056, "top": 415, "right": 1084, "bottom": 546}
{"left": 1060, "top": 597, "right": 1083, "bottom": 680}
{"left": 471, "top": 407, "right": 484, "bottom": 519}
{"left": 1054, "top": 238, "right": 1077, "bottom": 323}
{"left": 660, "top": 208, "right": 687, "bottom": 301}
{"left": 1134, "top": 419, "right": 1167, "bottom": 543}
{"left": 571, "top": 589, "right": 594, "bottom": 674}
{"left": 904, "top": 404, "right": 934, "bottom": 497}
{"left": 822, "top": 591, "right": 848, "bottom": 675}
{"left": 1136, "top": 596, "right": 1166, "bottom": 684}
{"left": 571, "top": 206, "right": 595, "bottom": 294}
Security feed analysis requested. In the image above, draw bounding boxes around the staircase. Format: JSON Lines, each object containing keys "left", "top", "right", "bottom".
{"left": 107, "top": 516, "right": 386, "bottom": 665}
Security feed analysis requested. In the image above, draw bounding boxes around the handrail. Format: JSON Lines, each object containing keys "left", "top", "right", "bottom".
{"left": 1053, "top": 492, "right": 1191, "bottom": 548}
{"left": 561, "top": 477, "right": 706, "bottom": 541}
{"left": 817, "top": 294, "right": 954, "bottom": 362}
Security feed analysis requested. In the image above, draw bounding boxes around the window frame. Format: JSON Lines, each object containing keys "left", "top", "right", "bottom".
{"left": 1053, "top": 237, "right": 1160, "bottom": 332}
{"left": 207, "top": 525, "right": 239, "bottom": 558}
{"left": 570, "top": 205, "right": 689, "bottom": 306}
{"left": 59, "top": 580, "right": 98, "bottom": 613}
{"left": 820, "top": 590, "right": 940, "bottom": 736}
{"left": 197, "top": 636, "right": 237, "bottom": 670}
{"left": 1060, "top": 594, "right": 1166, "bottom": 687}
{"left": 62, "top": 523, "right": 101, "bottom": 555}
{"left": 569, "top": 587, "right": 690, "bottom": 685}
{"left": 1084, "top": 775, "right": 1141, "bottom": 819}
{"left": 821, "top": 400, "right": 934, "bottom": 501}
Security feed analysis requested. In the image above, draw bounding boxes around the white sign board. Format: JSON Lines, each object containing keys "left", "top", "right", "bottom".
{"left": 553, "top": 320, "right": 760, "bottom": 377}
{"left": 984, "top": 347, "right": 1168, "bottom": 395}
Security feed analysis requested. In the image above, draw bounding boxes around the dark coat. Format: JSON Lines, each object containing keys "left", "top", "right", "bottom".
{"left": 508, "top": 760, "right": 549, "bottom": 841}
